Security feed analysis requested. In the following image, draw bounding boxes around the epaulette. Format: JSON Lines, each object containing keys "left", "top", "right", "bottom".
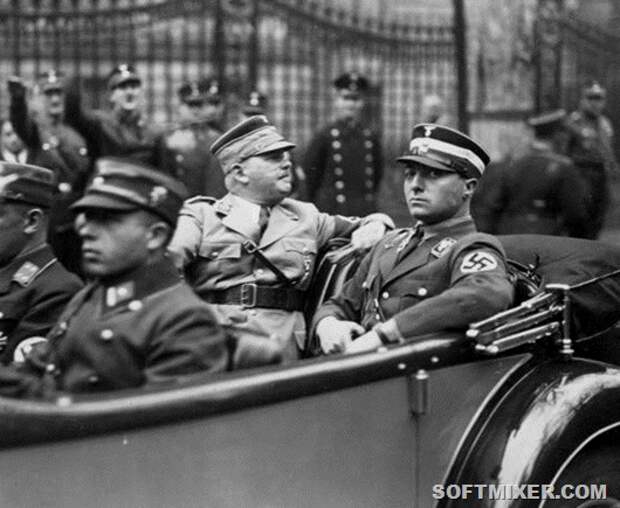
{"left": 12, "top": 259, "right": 56, "bottom": 288}
{"left": 185, "top": 195, "right": 217, "bottom": 205}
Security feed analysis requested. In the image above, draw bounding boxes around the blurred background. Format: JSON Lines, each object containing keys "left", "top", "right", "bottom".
{"left": 1, "top": 0, "right": 619, "bottom": 233}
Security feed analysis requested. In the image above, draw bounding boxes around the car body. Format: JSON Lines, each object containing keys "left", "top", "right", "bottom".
{"left": 1, "top": 235, "right": 620, "bottom": 508}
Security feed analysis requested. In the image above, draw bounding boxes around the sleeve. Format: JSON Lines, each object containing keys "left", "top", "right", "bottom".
{"left": 9, "top": 93, "right": 41, "bottom": 149}
{"left": 314, "top": 210, "right": 394, "bottom": 249}
{"left": 389, "top": 240, "right": 514, "bottom": 339}
{"left": 311, "top": 246, "right": 376, "bottom": 330}
{"left": 301, "top": 130, "right": 328, "bottom": 201}
{"left": 144, "top": 302, "right": 228, "bottom": 383}
{"left": 64, "top": 77, "right": 102, "bottom": 156}
{"left": 167, "top": 202, "right": 207, "bottom": 269}
{"left": 556, "top": 162, "right": 590, "bottom": 238}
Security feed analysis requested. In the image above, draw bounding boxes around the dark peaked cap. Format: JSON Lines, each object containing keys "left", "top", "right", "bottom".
{"left": 333, "top": 71, "right": 370, "bottom": 92}
{"left": 397, "top": 124, "right": 490, "bottom": 178}
{"left": 527, "top": 109, "right": 566, "bottom": 137}
{"left": 0, "top": 162, "right": 56, "bottom": 208}
{"left": 71, "top": 158, "right": 188, "bottom": 226}
{"left": 210, "top": 115, "right": 295, "bottom": 174}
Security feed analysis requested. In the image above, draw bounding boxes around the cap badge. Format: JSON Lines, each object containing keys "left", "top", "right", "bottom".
{"left": 209, "top": 82, "right": 219, "bottom": 95}
{"left": 118, "top": 64, "right": 131, "bottom": 78}
{"left": 149, "top": 185, "right": 168, "bottom": 206}
{"left": 91, "top": 176, "right": 105, "bottom": 187}
{"left": 249, "top": 93, "right": 260, "bottom": 106}
{"left": 424, "top": 125, "right": 436, "bottom": 137}
{"left": 48, "top": 71, "right": 58, "bottom": 83}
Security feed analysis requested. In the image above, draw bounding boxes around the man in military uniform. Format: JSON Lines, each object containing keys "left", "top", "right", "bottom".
{"left": 0, "top": 158, "right": 228, "bottom": 398}
{"left": 158, "top": 78, "right": 226, "bottom": 198}
{"left": 64, "top": 64, "right": 161, "bottom": 167}
{"left": 8, "top": 71, "right": 92, "bottom": 274}
{"left": 0, "top": 162, "right": 83, "bottom": 365}
{"left": 302, "top": 72, "right": 383, "bottom": 215}
{"left": 566, "top": 81, "right": 618, "bottom": 239}
{"left": 476, "top": 110, "right": 589, "bottom": 238}
{"left": 168, "top": 115, "right": 394, "bottom": 361}
{"left": 314, "top": 124, "right": 514, "bottom": 355}
{"left": 0, "top": 119, "right": 31, "bottom": 164}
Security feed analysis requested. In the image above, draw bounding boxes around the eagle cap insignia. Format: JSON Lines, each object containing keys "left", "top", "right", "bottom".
{"left": 149, "top": 186, "right": 168, "bottom": 206}
{"left": 424, "top": 125, "right": 436, "bottom": 137}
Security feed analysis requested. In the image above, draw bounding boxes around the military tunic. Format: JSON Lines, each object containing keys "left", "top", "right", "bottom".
{"left": 168, "top": 193, "right": 392, "bottom": 360}
{"left": 567, "top": 110, "right": 618, "bottom": 238}
{"left": 0, "top": 244, "right": 83, "bottom": 365}
{"left": 10, "top": 94, "right": 92, "bottom": 274}
{"left": 303, "top": 119, "right": 383, "bottom": 215}
{"left": 158, "top": 123, "right": 226, "bottom": 198}
{"left": 0, "top": 257, "right": 227, "bottom": 398}
{"left": 313, "top": 217, "right": 514, "bottom": 340}
{"left": 478, "top": 142, "right": 589, "bottom": 238}
{"left": 65, "top": 80, "right": 161, "bottom": 167}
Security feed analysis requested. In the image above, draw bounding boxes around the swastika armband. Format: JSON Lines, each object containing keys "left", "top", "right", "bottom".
{"left": 459, "top": 251, "right": 499, "bottom": 273}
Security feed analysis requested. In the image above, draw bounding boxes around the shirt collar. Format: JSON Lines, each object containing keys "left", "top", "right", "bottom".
{"left": 231, "top": 194, "right": 264, "bottom": 224}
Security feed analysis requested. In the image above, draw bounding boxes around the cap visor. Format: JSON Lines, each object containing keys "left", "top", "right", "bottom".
{"left": 254, "top": 140, "right": 296, "bottom": 156}
{"left": 70, "top": 193, "right": 140, "bottom": 213}
{"left": 396, "top": 155, "right": 456, "bottom": 172}
{"left": 111, "top": 77, "right": 141, "bottom": 89}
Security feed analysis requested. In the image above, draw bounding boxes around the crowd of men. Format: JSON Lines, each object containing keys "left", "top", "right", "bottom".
{"left": 0, "top": 64, "right": 614, "bottom": 399}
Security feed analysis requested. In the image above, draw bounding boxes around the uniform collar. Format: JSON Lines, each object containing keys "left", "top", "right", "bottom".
{"left": 0, "top": 243, "right": 57, "bottom": 293}
{"left": 421, "top": 215, "right": 475, "bottom": 242}
{"left": 99, "top": 255, "right": 181, "bottom": 311}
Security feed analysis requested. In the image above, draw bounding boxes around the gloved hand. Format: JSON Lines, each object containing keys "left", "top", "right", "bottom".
{"left": 350, "top": 220, "right": 387, "bottom": 250}
{"left": 316, "top": 316, "right": 364, "bottom": 354}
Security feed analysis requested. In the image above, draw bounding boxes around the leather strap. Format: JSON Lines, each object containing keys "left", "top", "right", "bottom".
{"left": 241, "top": 240, "right": 292, "bottom": 286}
{"left": 202, "top": 284, "right": 305, "bottom": 311}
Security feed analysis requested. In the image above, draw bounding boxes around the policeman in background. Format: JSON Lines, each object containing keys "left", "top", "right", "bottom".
{"left": 566, "top": 81, "right": 618, "bottom": 239}
{"left": 8, "top": 71, "right": 92, "bottom": 274}
{"left": 314, "top": 124, "right": 514, "bottom": 354}
{"left": 476, "top": 110, "right": 589, "bottom": 238}
{"left": 158, "top": 78, "right": 226, "bottom": 198}
{"left": 0, "top": 119, "right": 31, "bottom": 164}
{"left": 302, "top": 71, "right": 383, "bottom": 215}
{"left": 64, "top": 64, "right": 161, "bottom": 167}
{"left": 168, "top": 115, "right": 393, "bottom": 361}
{"left": 0, "top": 158, "right": 228, "bottom": 398}
{"left": 0, "top": 162, "right": 82, "bottom": 365}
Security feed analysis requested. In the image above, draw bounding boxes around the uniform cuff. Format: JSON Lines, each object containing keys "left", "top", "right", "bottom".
{"left": 373, "top": 319, "right": 404, "bottom": 344}
{"left": 361, "top": 213, "right": 395, "bottom": 230}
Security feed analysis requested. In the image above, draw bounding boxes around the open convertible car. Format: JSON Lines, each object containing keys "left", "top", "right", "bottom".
{"left": 2, "top": 235, "right": 620, "bottom": 508}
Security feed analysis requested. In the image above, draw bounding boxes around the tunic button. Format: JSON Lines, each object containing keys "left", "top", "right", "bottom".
{"left": 365, "top": 180, "right": 374, "bottom": 189}
{"left": 45, "top": 364, "right": 56, "bottom": 373}
{"left": 175, "top": 154, "right": 184, "bottom": 162}
{"left": 59, "top": 321, "right": 68, "bottom": 331}
{"left": 42, "top": 142, "right": 51, "bottom": 151}
{"left": 365, "top": 167, "right": 374, "bottom": 176}
{"left": 88, "top": 375, "right": 99, "bottom": 384}
{"left": 128, "top": 300, "right": 143, "bottom": 311}
{"left": 100, "top": 329, "right": 114, "bottom": 341}
{"left": 333, "top": 154, "right": 342, "bottom": 162}
{"left": 330, "top": 128, "right": 340, "bottom": 137}
{"left": 364, "top": 140, "right": 374, "bottom": 149}
{"left": 79, "top": 147, "right": 88, "bottom": 156}
{"left": 418, "top": 287, "right": 428, "bottom": 297}
{"left": 335, "top": 181, "right": 345, "bottom": 190}
{"left": 58, "top": 182, "right": 72, "bottom": 194}
{"left": 375, "top": 313, "right": 381, "bottom": 320}
{"left": 334, "top": 167, "right": 344, "bottom": 176}
{"left": 365, "top": 154, "right": 374, "bottom": 162}
{"left": 0, "top": 312, "right": 3, "bottom": 319}
{"left": 332, "top": 140, "right": 342, "bottom": 149}
{"left": 382, "top": 291, "right": 389, "bottom": 299}
{"left": 336, "top": 194, "right": 346, "bottom": 204}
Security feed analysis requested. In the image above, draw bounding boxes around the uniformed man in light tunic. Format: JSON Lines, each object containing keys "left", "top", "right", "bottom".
{"left": 168, "top": 115, "right": 394, "bottom": 361}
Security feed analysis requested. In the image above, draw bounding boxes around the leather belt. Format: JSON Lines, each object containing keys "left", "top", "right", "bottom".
{"left": 202, "top": 284, "right": 306, "bottom": 311}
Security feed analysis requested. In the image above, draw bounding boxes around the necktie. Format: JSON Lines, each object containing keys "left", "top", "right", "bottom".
{"left": 395, "top": 223, "right": 424, "bottom": 264}
{"left": 258, "top": 206, "right": 271, "bottom": 238}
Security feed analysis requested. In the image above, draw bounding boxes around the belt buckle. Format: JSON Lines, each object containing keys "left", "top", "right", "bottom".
{"left": 240, "top": 283, "right": 258, "bottom": 308}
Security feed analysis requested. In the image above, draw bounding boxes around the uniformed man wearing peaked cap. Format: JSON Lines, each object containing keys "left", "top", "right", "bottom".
{"left": 7, "top": 70, "right": 91, "bottom": 275}
{"left": 0, "top": 162, "right": 83, "bottom": 365}
{"left": 241, "top": 90, "right": 268, "bottom": 118}
{"left": 566, "top": 80, "right": 618, "bottom": 239}
{"left": 476, "top": 110, "right": 589, "bottom": 238}
{"left": 168, "top": 115, "right": 394, "bottom": 361}
{"left": 0, "top": 158, "right": 228, "bottom": 398}
{"left": 157, "top": 78, "right": 226, "bottom": 198}
{"left": 314, "top": 124, "right": 514, "bottom": 355}
{"left": 302, "top": 71, "right": 383, "bottom": 216}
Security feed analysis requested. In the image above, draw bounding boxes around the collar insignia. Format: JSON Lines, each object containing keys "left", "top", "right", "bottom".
{"left": 105, "top": 282, "right": 135, "bottom": 308}
{"left": 13, "top": 261, "right": 40, "bottom": 287}
{"left": 431, "top": 237, "right": 457, "bottom": 258}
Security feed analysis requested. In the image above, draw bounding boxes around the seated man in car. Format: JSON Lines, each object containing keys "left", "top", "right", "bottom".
{"left": 0, "top": 162, "right": 83, "bottom": 364}
{"left": 0, "top": 158, "right": 228, "bottom": 398}
{"left": 168, "top": 115, "right": 394, "bottom": 361}
{"left": 314, "top": 124, "right": 514, "bottom": 354}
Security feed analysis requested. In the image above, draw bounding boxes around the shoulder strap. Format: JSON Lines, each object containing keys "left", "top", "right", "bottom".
{"left": 241, "top": 240, "right": 293, "bottom": 286}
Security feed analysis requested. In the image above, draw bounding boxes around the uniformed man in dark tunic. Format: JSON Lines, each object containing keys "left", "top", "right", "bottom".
{"left": 476, "top": 110, "right": 589, "bottom": 238}
{"left": 64, "top": 64, "right": 161, "bottom": 167}
{"left": 313, "top": 124, "right": 514, "bottom": 354}
{"left": 8, "top": 71, "right": 92, "bottom": 275}
{"left": 0, "top": 162, "right": 83, "bottom": 365}
{"left": 566, "top": 81, "right": 618, "bottom": 239}
{"left": 158, "top": 78, "right": 226, "bottom": 198}
{"left": 302, "top": 72, "right": 383, "bottom": 215}
{"left": 0, "top": 158, "right": 228, "bottom": 398}
{"left": 0, "top": 119, "right": 32, "bottom": 164}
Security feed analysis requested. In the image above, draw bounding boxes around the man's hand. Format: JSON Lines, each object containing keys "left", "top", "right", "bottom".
{"left": 7, "top": 76, "right": 26, "bottom": 99}
{"left": 316, "top": 316, "right": 364, "bottom": 354}
{"left": 350, "top": 220, "right": 386, "bottom": 250}
{"left": 344, "top": 330, "right": 382, "bottom": 354}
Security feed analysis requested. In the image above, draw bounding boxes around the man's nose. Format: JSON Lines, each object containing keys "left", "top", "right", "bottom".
{"left": 75, "top": 214, "right": 93, "bottom": 237}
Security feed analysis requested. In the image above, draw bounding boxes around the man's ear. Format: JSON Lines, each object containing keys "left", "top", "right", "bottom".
{"left": 463, "top": 178, "right": 478, "bottom": 200}
{"left": 146, "top": 221, "right": 172, "bottom": 251}
{"left": 23, "top": 208, "right": 45, "bottom": 235}
{"left": 231, "top": 163, "right": 249, "bottom": 184}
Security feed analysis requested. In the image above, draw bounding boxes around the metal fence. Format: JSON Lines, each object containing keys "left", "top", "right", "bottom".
{"left": 0, "top": 0, "right": 456, "bottom": 162}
